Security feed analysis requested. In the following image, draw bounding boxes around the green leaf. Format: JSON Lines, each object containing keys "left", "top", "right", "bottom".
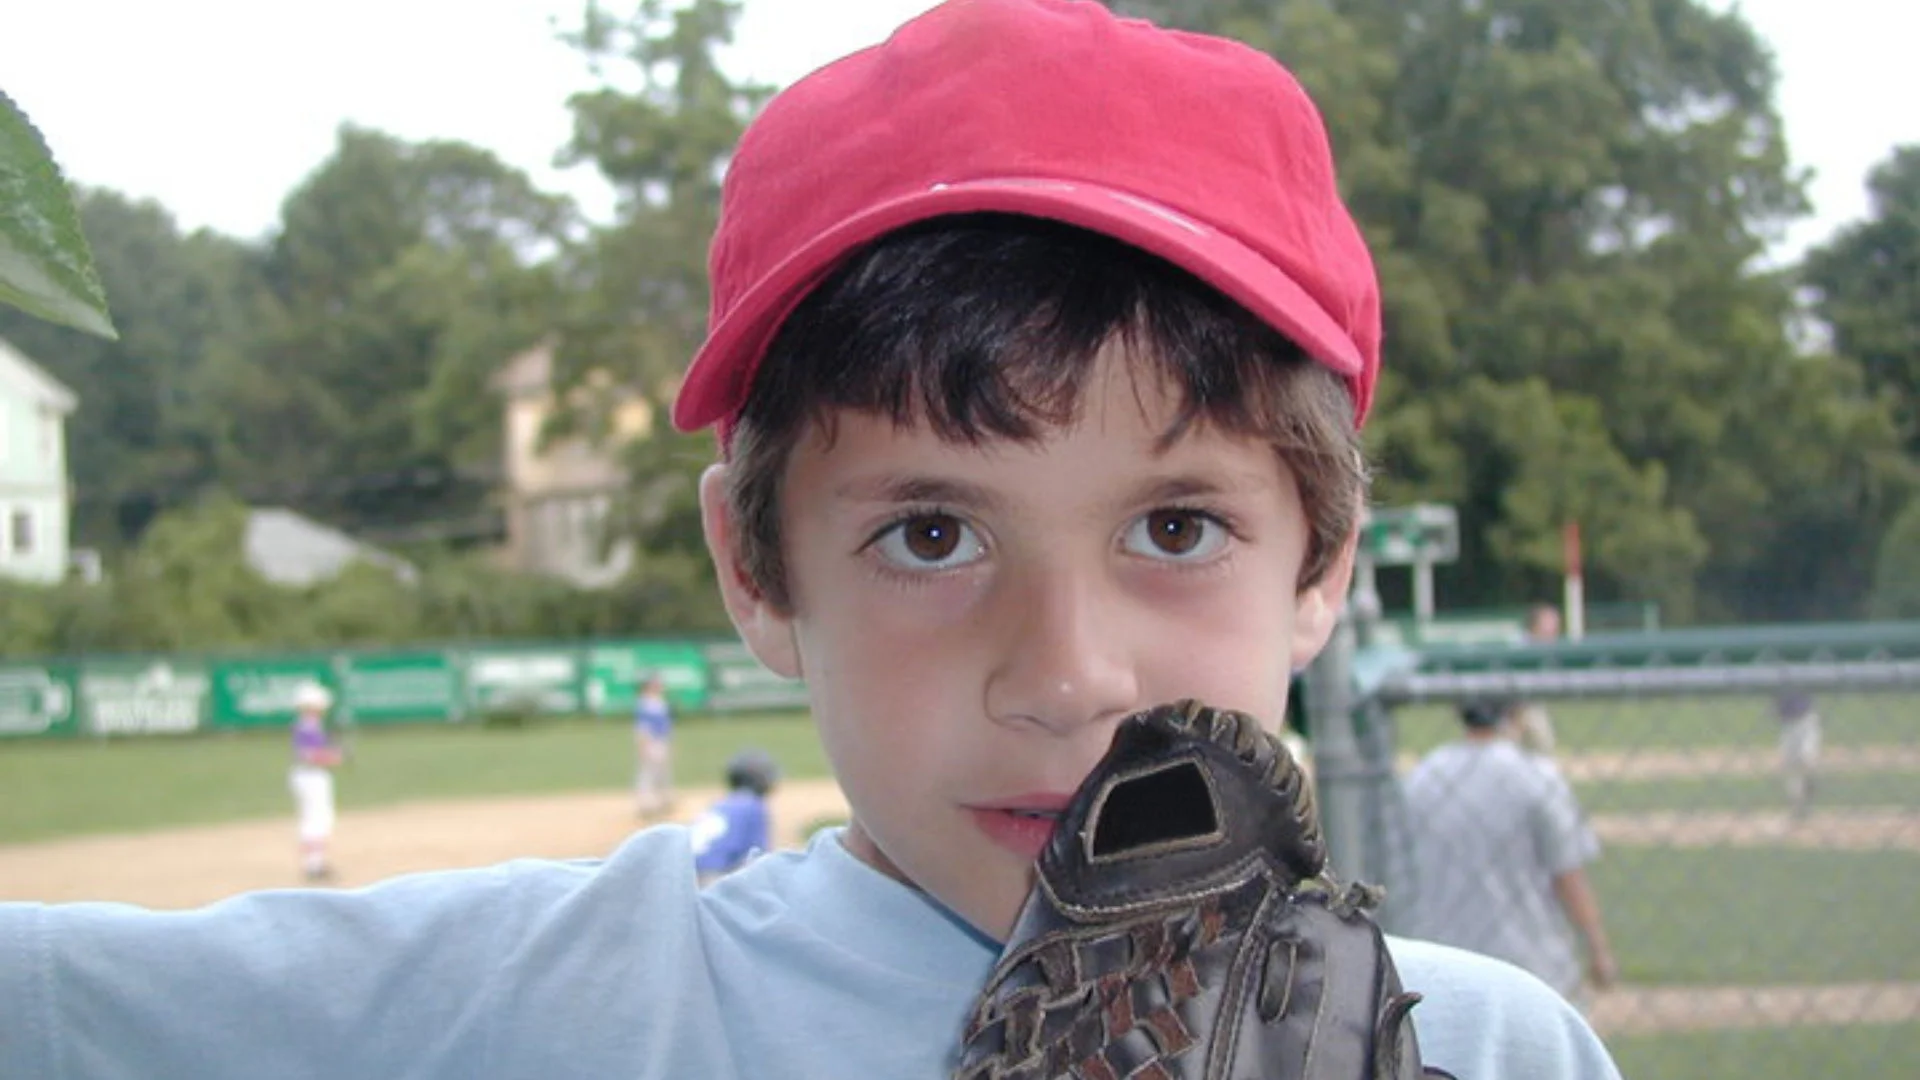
{"left": 0, "top": 87, "right": 117, "bottom": 338}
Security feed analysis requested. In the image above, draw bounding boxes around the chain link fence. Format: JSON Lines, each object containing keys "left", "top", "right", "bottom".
{"left": 1304, "top": 617, "right": 1920, "bottom": 1079}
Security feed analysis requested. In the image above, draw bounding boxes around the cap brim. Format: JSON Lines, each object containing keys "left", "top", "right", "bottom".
{"left": 673, "top": 178, "right": 1367, "bottom": 434}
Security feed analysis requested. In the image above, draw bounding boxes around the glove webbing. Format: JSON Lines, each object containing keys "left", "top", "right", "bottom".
{"left": 958, "top": 897, "right": 1234, "bottom": 1079}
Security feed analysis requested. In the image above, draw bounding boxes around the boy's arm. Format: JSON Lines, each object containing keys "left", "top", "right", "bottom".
{"left": 0, "top": 867, "right": 522, "bottom": 1078}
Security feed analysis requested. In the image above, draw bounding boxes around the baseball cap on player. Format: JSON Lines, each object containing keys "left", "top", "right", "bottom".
{"left": 294, "top": 682, "right": 334, "bottom": 713}
{"left": 670, "top": 0, "right": 1382, "bottom": 448}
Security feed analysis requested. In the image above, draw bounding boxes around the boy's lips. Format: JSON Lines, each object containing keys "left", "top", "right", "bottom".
{"left": 967, "top": 792, "right": 1076, "bottom": 861}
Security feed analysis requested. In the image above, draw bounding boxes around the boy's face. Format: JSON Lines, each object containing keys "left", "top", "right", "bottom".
{"left": 702, "top": 343, "right": 1354, "bottom": 940}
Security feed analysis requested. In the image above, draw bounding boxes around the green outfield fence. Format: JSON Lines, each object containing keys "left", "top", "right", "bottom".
{"left": 1303, "top": 614, "right": 1920, "bottom": 1080}
{"left": 0, "top": 636, "right": 809, "bottom": 739}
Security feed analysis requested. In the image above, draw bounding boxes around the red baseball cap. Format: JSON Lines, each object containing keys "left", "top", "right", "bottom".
{"left": 672, "top": 0, "right": 1382, "bottom": 443}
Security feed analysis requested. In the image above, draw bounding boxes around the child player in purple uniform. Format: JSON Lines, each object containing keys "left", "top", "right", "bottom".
{"left": 288, "top": 681, "right": 344, "bottom": 882}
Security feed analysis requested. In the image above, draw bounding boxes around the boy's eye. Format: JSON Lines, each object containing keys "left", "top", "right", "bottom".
{"left": 1124, "top": 509, "right": 1228, "bottom": 561}
{"left": 873, "top": 513, "right": 986, "bottom": 570}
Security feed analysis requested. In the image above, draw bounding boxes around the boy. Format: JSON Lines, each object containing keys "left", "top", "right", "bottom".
{"left": 633, "top": 672, "right": 676, "bottom": 817}
{"left": 287, "top": 681, "right": 344, "bottom": 882}
{"left": 690, "top": 749, "right": 779, "bottom": 884}
{"left": 0, "top": 2, "right": 1621, "bottom": 1076}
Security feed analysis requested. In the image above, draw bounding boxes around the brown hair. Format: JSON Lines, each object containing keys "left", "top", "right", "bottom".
{"left": 722, "top": 215, "right": 1367, "bottom": 614}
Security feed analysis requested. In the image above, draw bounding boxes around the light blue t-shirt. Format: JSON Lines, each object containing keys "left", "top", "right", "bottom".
{"left": 0, "top": 826, "right": 1621, "bottom": 1079}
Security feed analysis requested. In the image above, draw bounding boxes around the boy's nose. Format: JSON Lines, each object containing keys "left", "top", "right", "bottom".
{"left": 983, "top": 567, "right": 1137, "bottom": 737}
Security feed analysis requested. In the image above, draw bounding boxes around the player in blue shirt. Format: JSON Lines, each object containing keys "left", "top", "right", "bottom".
{"left": 632, "top": 672, "right": 675, "bottom": 817}
{"left": 691, "top": 749, "right": 779, "bottom": 884}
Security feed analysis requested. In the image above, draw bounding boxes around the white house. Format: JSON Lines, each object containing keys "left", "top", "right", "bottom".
{"left": 0, "top": 338, "right": 76, "bottom": 584}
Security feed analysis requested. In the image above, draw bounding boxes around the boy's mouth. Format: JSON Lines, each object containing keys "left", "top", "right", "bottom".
{"left": 969, "top": 794, "right": 1074, "bottom": 860}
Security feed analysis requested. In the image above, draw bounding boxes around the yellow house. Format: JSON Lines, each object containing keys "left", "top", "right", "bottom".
{"left": 491, "top": 342, "right": 653, "bottom": 588}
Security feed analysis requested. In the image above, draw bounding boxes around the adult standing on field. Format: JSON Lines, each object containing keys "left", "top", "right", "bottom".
{"left": 288, "top": 682, "right": 344, "bottom": 882}
{"left": 1403, "top": 699, "right": 1617, "bottom": 1009}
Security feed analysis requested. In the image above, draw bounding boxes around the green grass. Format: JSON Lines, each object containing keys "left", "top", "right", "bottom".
{"left": 1607, "top": 1022, "right": 1920, "bottom": 1080}
{"left": 1391, "top": 692, "right": 1920, "bottom": 757}
{"left": 0, "top": 712, "right": 829, "bottom": 845}
{"left": 1593, "top": 847, "right": 1920, "bottom": 984}
{"left": 1576, "top": 771, "right": 1920, "bottom": 814}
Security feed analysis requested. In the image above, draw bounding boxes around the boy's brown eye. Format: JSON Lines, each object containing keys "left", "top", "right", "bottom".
{"left": 903, "top": 514, "right": 963, "bottom": 561}
{"left": 1146, "top": 511, "right": 1204, "bottom": 555}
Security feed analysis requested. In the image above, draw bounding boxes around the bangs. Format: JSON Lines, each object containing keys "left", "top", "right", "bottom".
{"left": 743, "top": 214, "right": 1350, "bottom": 461}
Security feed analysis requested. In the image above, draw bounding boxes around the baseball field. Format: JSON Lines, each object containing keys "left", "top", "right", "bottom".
{"left": 2, "top": 696, "right": 1915, "bottom": 1079}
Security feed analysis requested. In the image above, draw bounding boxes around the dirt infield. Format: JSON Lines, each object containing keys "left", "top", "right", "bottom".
{"left": 0, "top": 779, "right": 851, "bottom": 909}
{"left": 1591, "top": 807, "right": 1920, "bottom": 852}
{"left": 1590, "top": 981, "right": 1920, "bottom": 1037}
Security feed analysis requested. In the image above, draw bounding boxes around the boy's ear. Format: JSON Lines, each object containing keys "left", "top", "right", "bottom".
{"left": 698, "top": 464, "right": 802, "bottom": 679}
{"left": 1289, "top": 521, "right": 1359, "bottom": 670}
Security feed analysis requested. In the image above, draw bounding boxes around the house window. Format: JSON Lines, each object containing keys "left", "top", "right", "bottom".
{"left": 10, "top": 509, "right": 33, "bottom": 556}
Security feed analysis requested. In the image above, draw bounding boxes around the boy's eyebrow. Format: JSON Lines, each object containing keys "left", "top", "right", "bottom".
{"left": 1128, "top": 470, "right": 1276, "bottom": 504}
{"left": 831, "top": 474, "right": 1007, "bottom": 511}
{"left": 832, "top": 470, "right": 1274, "bottom": 510}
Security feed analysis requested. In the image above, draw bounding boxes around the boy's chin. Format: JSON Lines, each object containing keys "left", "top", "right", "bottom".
{"left": 948, "top": 868, "right": 1041, "bottom": 945}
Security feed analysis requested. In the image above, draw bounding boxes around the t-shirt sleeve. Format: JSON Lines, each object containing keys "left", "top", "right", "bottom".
{"left": 1390, "top": 936, "right": 1623, "bottom": 1079}
{"left": 0, "top": 857, "right": 625, "bottom": 1079}
{"left": 1530, "top": 766, "right": 1595, "bottom": 875}
{"left": 1, "top": 868, "right": 530, "bottom": 1078}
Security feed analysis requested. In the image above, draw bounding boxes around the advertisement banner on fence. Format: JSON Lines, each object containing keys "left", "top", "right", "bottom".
{"left": 0, "top": 664, "right": 78, "bottom": 737}
{"left": 76, "top": 660, "right": 211, "bottom": 736}
{"left": 584, "top": 641, "right": 710, "bottom": 714}
{"left": 345, "top": 653, "right": 463, "bottom": 724}
{"left": 210, "top": 658, "right": 338, "bottom": 729}
{"left": 702, "top": 641, "right": 808, "bottom": 713}
{"left": 464, "top": 648, "right": 584, "bottom": 716}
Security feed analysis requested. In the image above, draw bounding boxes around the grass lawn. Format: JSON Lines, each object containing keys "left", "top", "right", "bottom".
{"left": 0, "top": 712, "right": 829, "bottom": 845}
{"left": 1593, "top": 846, "right": 1920, "bottom": 985}
{"left": 1390, "top": 692, "right": 1919, "bottom": 757}
{"left": 1576, "top": 771, "right": 1920, "bottom": 814}
{"left": 1606, "top": 1021, "right": 1920, "bottom": 1080}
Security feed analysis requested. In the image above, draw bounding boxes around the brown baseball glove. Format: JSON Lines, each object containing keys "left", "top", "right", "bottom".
{"left": 953, "top": 699, "right": 1454, "bottom": 1079}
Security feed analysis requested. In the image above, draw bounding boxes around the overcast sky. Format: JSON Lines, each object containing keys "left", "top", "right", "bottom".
{"left": 5, "top": 0, "right": 1916, "bottom": 262}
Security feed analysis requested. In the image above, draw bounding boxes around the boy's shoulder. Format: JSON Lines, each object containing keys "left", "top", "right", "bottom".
{"left": 1387, "top": 936, "right": 1621, "bottom": 1078}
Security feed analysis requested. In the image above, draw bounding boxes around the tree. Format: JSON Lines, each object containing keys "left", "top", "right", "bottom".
{"left": 1871, "top": 499, "right": 1920, "bottom": 619}
{"left": 540, "top": 0, "right": 767, "bottom": 606}
{"left": 207, "top": 126, "right": 575, "bottom": 538}
{"left": 1803, "top": 145, "right": 1920, "bottom": 454}
{"left": 1114, "top": 0, "right": 1908, "bottom": 620}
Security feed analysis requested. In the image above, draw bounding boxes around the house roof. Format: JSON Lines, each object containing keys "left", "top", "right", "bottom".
{"left": 0, "top": 337, "right": 78, "bottom": 414}
{"left": 244, "top": 507, "right": 419, "bottom": 588}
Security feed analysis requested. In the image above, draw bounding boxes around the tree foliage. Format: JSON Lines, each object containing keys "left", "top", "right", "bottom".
{"left": 0, "top": 494, "right": 729, "bottom": 659}
{"left": 1804, "top": 145, "right": 1920, "bottom": 454}
{"left": 1116, "top": 0, "right": 1912, "bottom": 621}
